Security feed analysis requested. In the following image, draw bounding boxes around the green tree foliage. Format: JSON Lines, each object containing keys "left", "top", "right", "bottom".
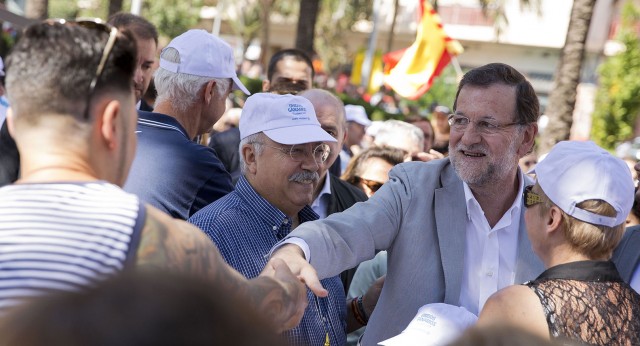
{"left": 136, "top": 0, "right": 203, "bottom": 39}
{"left": 591, "top": 0, "right": 640, "bottom": 150}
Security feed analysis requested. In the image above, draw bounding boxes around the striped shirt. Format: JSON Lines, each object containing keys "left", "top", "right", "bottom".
{"left": 189, "top": 176, "right": 346, "bottom": 346}
{"left": 0, "top": 182, "right": 144, "bottom": 313}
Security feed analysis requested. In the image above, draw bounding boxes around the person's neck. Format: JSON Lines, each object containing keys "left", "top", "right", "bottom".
{"left": 468, "top": 171, "right": 520, "bottom": 228}
{"left": 153, "top": 101, "right": 201, "bottom": 140}
{"left": 543, "top": 244, "right": 599, "bottom": 269}
{"left": 18, "top": 161, "right": 98, "bottom": 184}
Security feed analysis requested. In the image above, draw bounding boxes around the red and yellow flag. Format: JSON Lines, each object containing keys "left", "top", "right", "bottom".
{"left": 384, "top": 1, "right": 463, "bottom": 100}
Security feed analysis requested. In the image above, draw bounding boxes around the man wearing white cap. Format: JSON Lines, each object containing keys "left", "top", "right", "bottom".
{"left": 340, "top": 104, "right": 371, "bottom": 173}
{"left": 189, "top": 93, "right": 351, "bottom": 345}
{"left": 125, "top": 29, "right": 249, "bottom": 220}
{"left": 478, "top": 141, "right": 640, "bottom": 345}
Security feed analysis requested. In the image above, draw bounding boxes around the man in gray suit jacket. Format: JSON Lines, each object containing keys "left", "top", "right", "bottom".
{"left": 268, "top": 63, "right": 545, "bottom": 345}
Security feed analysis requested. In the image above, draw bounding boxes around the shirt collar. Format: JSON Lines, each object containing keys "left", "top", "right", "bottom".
{"left": 137, "top": 110, "right": 190, "bottom": 140}
{"left": 462, "top": 168, "right": 525, "bottom": 226}
{"left": 311, "top": 173, "right": 332, "bottom": 208}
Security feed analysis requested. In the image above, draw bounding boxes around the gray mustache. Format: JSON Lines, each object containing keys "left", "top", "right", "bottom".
{"left": 289, "top": 171, "right": 320, "bottom": 183}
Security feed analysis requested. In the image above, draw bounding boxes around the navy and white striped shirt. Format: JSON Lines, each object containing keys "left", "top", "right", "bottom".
{"left": 189, "top": 176, "right": 346, "bottom": 346}
{"left": 0, "top": 182, "right": 144, "bottom": 313}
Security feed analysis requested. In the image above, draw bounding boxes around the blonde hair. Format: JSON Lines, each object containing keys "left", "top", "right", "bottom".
{"left": 536, "top": 188, "right": 624, "bottom": 259}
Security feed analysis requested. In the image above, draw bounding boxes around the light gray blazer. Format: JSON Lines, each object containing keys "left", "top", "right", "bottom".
{"left": 286, "top": 158, "right": 544, "bottom": 346}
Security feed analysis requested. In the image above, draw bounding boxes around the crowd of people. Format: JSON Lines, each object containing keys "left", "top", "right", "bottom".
{"left": 0, "top": 11, "right": 638, "bottom": 346}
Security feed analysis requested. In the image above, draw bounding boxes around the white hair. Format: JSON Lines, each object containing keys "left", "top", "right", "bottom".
{"left": 239, "top": 133, "right": 265, "bottom": 174}
{"left": 154, "top": 47, "right": 231, "bottom": 113}
{"left": 374, "top": 120, "right": 424, "bottom": 153}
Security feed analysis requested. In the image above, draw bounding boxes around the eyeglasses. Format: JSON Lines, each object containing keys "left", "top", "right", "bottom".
{"left": 355, "top": 177, "right": 384, "bottom": 193}
{"left": 523, "top": 185, "right": 543, "bottom": 208}
{"left": 263, "top": 143, "right": 331, "bottom": 163}
{"left": 447, "top": 114, "right": 523, "bottom": 135}
{"left": 47, "top": 18, "right": 119, "bottom": 120}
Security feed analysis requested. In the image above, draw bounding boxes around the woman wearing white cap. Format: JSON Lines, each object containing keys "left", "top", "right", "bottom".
{"left": 477, "top": 141, "right": 640, "bottom": 345}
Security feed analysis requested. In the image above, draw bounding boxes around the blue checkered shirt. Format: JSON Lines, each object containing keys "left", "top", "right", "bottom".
{"left": 189, "top": 176, "right": 346, "bottom": 346}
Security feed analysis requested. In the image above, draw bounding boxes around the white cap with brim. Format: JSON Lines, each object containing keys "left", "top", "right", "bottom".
{"left": 531, "top": 140, "right": 634, "bottom": 227}
{"left": 159, "top": 29, "right": 250, "bottom": 95}
{"left": 378, "top": 303, "right": 477, "bottom": 346}
{"left": 345, "top": 104, "right": 372, "bottom": 127}
{"left": 239, "top": 93, "right": 337, "bottom": 145}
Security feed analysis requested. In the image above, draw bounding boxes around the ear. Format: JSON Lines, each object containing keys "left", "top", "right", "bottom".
{"left": 98, "top": 100, "right": 122, "bottom": 151}
{"left": 262, "top": 79, "right": 270, "bottom": 92}
{"left": 241, "top": 143, "right": 259, "bottom": 175}
{"left": 517, "top": 123, "right": 538, "bottom": 158}
{"left": 546, "top": 205, "right": 563, "bottom": 236}
{"left": 204, "top": 80, "right": 216, "bottom": 105}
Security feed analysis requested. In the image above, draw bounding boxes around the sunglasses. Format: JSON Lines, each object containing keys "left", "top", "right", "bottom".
{"left": 46, "top": 18, "right": 119, "bottom": 120}
{"left": 523, "top": 185, "right": 543, "bottom": 208}
{"left": 355, "top": 177, "right": 384, "bottom": 193}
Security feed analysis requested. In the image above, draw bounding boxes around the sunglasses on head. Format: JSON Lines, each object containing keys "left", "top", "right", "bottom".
{"left": 523, "top": 185, "right": 543, "bottom": 208}
{"left": 45, "top": 18, "right": 119, "bottom": 120}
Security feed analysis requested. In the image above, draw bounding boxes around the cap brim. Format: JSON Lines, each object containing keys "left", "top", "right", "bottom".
{"left": 263, "top": 125, "right": 337, "bottom": 145}
{"left": 232, "top": 76, "right": 250, "bottom": 95}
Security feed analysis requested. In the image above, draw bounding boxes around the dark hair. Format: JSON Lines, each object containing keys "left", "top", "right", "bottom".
{"left": 267, "top": 48, "right": 315, "bottom": 81}
{"left": 6, "top": 22, "right": 137, "bottom": 122}
{"left": 108, "top": 12, "right": 158, "bottom": 45}
{"left": 0, "top": 271, "right": 283, "bottom": 346}
{"left": 453, "top": 63, "right": 539, "bottom": 124}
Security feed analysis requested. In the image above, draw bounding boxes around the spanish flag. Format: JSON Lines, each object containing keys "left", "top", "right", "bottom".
{"left": 384, "top": 1, "right": 463, "bottom": 100}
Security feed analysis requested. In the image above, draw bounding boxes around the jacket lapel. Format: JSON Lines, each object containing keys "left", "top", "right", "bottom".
{"left": 434, "top": 162, "right": 467, "bottom": 304}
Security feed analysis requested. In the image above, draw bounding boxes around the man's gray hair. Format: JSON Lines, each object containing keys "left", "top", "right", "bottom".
{"left": 374, "top": 120, "right": 425, "bottom": 152}
{"left": 239, "top": 133, "right": 265, "bottom": 174}
{"left": 154, "top": 47, "right": 231, "bottom": 113}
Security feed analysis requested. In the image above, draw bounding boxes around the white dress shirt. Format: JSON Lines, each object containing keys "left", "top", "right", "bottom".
{"left": 458, "top": 170, "right": 525, "bottom": 315}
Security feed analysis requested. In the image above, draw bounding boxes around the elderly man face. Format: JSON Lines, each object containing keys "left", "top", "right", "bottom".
{"left": 248, "top": 136, "right": 324, "bottom": 216}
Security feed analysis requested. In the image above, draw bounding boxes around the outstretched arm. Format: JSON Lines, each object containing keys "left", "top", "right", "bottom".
{"left": 267, "top": 243, "right": 328, "bottom": 297}
{"left": 136, "top": 206, "right": 307, "bottom": 332}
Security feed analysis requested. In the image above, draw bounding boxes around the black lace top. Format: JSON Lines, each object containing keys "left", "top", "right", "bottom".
{"left": 525, "top": 260, "right": 640, "bottom": 346}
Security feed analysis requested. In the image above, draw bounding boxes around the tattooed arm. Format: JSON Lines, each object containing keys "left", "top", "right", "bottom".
{"left": 136, "top": 206, "right": 307, "bottom": 332}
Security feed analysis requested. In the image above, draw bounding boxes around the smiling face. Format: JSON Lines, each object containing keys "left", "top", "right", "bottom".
{"left": 449, "top": 83, "right": 533, "bottom": 187}
{"left": 245, "top": 135, "right": 321, "bottom": 217}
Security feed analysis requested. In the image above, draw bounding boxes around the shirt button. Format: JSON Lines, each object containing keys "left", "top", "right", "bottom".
{"left": 283, "top": 219, "right": 289, "bottom": 224}
{"left": 487, "top": 271, "right": 494, "bottom": 277}
{"left": 272, "top": 226, "right": 277, "bottom": 230}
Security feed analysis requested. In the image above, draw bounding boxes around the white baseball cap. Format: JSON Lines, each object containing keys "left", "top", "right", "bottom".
{"left": 159, "top": 29, "right": 249, "bottom": 95}
{"left": 531, "top": 140, "right": 634, "bottom": 227}
{"left": 379, "top": 303, "right": 477, "bottom": 346}
{"left": 239, "top": 93, "right": 337, "bottom": 145}
{"left": 345, "top": 104, "right": 371, "bottom": 127}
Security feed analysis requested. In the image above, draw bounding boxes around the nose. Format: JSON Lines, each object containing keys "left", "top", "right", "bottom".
{"left": 300, "top": 145, "right": 320, "bottom": 171}
{"left": 134, "top": 66, "right": 143, "bottom": 86}
{"left": 458, "top": 124, "right": 482, "bottom": 145}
